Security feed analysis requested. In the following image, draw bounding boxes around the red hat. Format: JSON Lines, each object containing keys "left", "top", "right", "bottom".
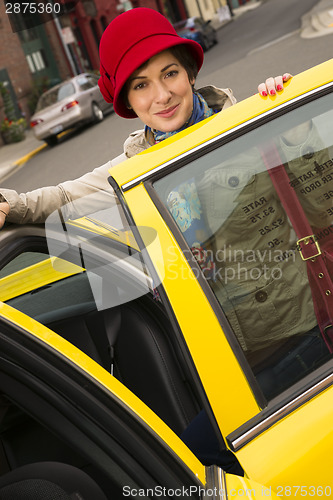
{"left": 98, "top": 8, "right": 204, "bottom": 118}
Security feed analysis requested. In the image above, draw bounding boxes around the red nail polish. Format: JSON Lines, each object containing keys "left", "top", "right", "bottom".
{"left": 270, "top": 89, "right": 276, "bottom": 96}
{"left": 261, "top": 91, "right": 267, "bottom": 97}
{"left": 277, "top": 85, "right": 283, "bottom": 91}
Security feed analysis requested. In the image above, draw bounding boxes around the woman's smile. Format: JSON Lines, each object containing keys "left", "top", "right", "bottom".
{"left": 154, "top": 104, "right": 180, "bottom": 118}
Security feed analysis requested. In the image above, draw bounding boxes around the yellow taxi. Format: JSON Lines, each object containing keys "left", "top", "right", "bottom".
{"left": 0, "top": 58, "right": 332, "bottom": 498}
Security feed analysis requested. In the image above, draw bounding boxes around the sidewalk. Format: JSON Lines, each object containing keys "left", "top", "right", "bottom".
{"left": 1, "top": 0, "right": 333, "bottom": 184}
{"left": 211, "top": 0, "right": 263, "bottom": 30}
{"left": 301, "top": 0, "right": 333, "bottom": 38}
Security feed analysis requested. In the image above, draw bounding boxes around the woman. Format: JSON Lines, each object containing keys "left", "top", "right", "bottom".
{"left": 0, "top": 7, "right": 288, "bottom": 227}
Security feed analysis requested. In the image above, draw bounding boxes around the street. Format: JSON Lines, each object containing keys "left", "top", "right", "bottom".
{"left": 2, "top": 0, "right": 333, "bottom": 192}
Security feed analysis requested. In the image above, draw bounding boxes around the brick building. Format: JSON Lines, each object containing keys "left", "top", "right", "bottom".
{"left": 0, "top": 1, "right": 75, "bottom": 146}
{"left": 56, "top": 0, "right": 188, "bottom": 77}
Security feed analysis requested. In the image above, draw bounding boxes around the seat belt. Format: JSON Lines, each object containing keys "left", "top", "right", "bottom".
{"left": 261, "top": 143, "right": 333, "bottom": 352}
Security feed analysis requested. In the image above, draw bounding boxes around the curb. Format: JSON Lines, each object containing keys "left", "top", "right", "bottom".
{"left": 301, "top": 2, "right": 333, "bottom": 38}
{"left": 14, "top": 143, "right": 47, "bottom": 167}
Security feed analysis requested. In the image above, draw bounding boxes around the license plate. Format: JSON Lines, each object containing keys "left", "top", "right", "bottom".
{"left": 50, "top": 125, "right": 63, "bottom": 135}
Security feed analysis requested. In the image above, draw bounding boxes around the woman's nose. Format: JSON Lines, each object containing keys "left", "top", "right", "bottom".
{"left": 154, "top": 82, "right": 172, "bottom": 103}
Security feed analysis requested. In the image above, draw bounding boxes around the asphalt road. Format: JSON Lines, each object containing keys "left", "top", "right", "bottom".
{"left": 3, "top": 0, "right": 333, "bottom": 192}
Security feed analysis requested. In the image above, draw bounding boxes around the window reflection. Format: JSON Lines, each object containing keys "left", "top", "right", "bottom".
{"left": 154, "top": 93, "right": 333, "bottom": 399}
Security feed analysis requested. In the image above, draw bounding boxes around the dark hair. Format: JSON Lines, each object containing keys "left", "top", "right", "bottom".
{"left": 169, "top": 45, "right": 199, "bottom": 81}
{"left": 120, "top": 45, "right": 198, "bottom": 109}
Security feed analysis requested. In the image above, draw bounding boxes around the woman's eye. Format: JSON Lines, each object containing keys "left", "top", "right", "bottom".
{"left": 165, "top": 70, "right": 178, "bottom": 78}
{"left": 133, "top": 82, "right": 146, "bottom": 90}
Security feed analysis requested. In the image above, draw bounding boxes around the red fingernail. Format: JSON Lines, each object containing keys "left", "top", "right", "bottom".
{"left": 277, "top": 85, "right": 283, "bottom": 91}
{"left": 261, "top": 91, "right": 267, "bottom": 97}
{"left": 270, "top": 89, "right": 276, "bottom": 96}
{"left": 283, "top": 74, "right": 288, "bottom": 81}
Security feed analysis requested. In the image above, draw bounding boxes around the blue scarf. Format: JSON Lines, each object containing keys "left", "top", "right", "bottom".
{"left": 145, "top": 91, "right": 215, "bottom": 145}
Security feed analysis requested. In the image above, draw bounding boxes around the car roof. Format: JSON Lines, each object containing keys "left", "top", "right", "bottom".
{"left": 109, "top": 58, "right": 333, "bottom": 190}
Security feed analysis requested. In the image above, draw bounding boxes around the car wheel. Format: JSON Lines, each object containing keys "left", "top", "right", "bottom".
{"left": 45, "top": 136, "right": 58, "bottom": 147}
{"left": 92, "top": 102, "right": 104, "bottom": 123}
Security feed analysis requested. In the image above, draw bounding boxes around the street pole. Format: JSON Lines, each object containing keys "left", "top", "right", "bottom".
{"left": 52, "top": 13, "right": 78, "bottom": 76}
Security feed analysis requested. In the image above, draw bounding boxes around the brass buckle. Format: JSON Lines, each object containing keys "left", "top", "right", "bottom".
{"left": 297, "top": 235, "right": 321, "bottom": 261}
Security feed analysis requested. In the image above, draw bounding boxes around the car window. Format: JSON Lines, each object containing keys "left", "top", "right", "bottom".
{"left": 77, "top": 75, "right": 96, "bottom": 91}
{"left": 36, "top": 82, "right": 75, "bottom": 110}
{"left": 57, "top": 82, "right": 75, "bottom": 101}
{"left": 153, "top": 90, "right": 333, "bottom": 401}
{"left": 0, "top": 192, "right": 154, "bottom": 319}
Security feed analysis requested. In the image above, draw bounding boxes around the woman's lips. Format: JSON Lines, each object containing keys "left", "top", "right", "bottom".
{"left": 155, "top": 104, "right": 179, "bottom": 118}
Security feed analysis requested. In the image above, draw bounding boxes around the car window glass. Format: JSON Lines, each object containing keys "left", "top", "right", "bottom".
{"left": 36, "top": 82, "right": 75, "bottom": 110}
{"left": 154, "top": 91, "right": 333, "bottom": 401}
{"left": 88, "top": 75, "right": 99, "bottom": 85}
{"left": 57, "top": 82, "right": 75, "bottom": 101}
{"left": 0, "top": 192, "right": 156, "bottom": 317}
{"left": 77, "top": 75, "right": 95, "bottom": 91}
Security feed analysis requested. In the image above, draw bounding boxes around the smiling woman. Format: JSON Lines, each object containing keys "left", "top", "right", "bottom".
{"left": 0, "top": 7, "right": 287, "bottom": 229}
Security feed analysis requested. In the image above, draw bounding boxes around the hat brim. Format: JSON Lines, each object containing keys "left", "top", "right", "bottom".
{"left": 113, "top": 34, "right": 204, "bottom": 119}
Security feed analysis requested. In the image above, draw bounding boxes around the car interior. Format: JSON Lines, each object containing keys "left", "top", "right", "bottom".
{"left": 0, "top": 232, "right": 209, "bottom": 497}
{"left": 4, "top": 259, "right": 203, "bottom": 436}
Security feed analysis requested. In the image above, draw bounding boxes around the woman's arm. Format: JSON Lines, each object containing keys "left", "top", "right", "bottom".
{"left": 0, "top": 201, "right": 9, "bottom": 228}
{"left": 0, "top": 159, "right": 118, "bottom": 227}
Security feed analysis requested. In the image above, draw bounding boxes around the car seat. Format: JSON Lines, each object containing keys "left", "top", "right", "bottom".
{"left": 0, "top": 461, "right": 108, "bottom": 499}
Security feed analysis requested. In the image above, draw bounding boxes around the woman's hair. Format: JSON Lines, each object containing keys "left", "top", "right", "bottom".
{"left": 120, "top": 45, "right": 198, "bottom": 110}
{"left": 169, "top": 45, "right": 199, "bottom": 81}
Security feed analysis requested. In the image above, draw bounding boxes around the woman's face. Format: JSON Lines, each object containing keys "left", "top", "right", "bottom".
{"left": 127, "top": 50, "right": 195, "bottom": 132}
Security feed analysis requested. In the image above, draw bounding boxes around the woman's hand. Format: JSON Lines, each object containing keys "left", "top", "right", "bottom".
{"left": 258, "top": 73, "right": 292, "bottom": 97}
{"left": 0, "top": 202, "right": 10, "bottom": 229}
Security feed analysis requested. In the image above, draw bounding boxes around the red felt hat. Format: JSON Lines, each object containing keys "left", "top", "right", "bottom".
{"left": 98, "top": 8, "right": 204, "bottom": 118}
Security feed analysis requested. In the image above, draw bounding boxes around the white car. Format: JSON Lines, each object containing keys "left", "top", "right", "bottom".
{"left": 30, "top": 73, "right": 113, "bottom": 146}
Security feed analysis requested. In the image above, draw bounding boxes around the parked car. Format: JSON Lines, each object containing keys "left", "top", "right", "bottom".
{"left": 30, "top": 73, "right": 113, "bottom": 146}
{"left": 173, "top": 17, "right": 217, "bottom": 51}
{"left": 1, "top": 58, "right": 333, "bottom": 498}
